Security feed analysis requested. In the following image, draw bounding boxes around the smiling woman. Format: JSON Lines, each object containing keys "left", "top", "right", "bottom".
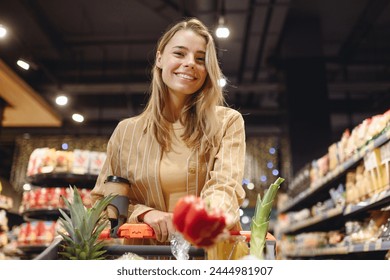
{"left": 156, "top": 29, "right": 207, "bottom": 103}
{"left": 91, "top": 18, "right": 247, "bottom": 259}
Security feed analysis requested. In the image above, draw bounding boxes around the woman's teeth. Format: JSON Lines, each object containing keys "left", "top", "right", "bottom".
{"left": 176, "top": 73, "right": 195, "bottom": 80}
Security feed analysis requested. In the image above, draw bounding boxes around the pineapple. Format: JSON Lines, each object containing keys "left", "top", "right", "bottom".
{"left": 57, "top": 186, "right": 115, "bottom": 260}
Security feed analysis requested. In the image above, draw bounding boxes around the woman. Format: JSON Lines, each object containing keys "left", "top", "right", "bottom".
{"left": 91, "top": 18, "right": 247, "bottom": 257}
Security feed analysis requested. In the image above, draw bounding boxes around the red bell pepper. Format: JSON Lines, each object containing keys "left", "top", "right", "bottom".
{"left": 172, "top": 195, "right": 199, "bottom": 233}
{"left": 172, "top": 195, "right": 227, "bottom": 247}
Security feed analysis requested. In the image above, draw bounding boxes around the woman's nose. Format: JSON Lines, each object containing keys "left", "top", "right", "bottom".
{"left": 184, "top": 55, "right": 195, "bottom": 68}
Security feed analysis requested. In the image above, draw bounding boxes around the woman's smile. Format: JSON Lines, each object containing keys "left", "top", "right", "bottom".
{"left": 175, "top": 72, "right": 197, "bottom": 81}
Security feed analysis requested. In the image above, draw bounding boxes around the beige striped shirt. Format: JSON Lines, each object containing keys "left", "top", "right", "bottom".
{"left": 91, "top": 106, "right": 246, "bottom": 244}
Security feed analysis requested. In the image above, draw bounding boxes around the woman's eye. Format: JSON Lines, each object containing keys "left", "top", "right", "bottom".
{"left": 173, "top": 52, "right": 184, "bottom": 57}
{"left": 196, "top": 57, "right": 205, "bottom": 63}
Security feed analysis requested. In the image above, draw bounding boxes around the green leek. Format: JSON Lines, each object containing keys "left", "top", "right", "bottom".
{"left": 250, "top": 177, "right": 284, "bottom": 259}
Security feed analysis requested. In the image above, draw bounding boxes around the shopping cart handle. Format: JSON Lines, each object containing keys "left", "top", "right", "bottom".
{"left": 230, "top": 230, "right": 251, "bottom": 242}
{"left": 100, "top": 224, "right": 273, "bottom": 242}
{"left": 117, "top": 223, "right": 155, "bottom": 239}
{"left": 99, "top": 224, "right": 154, "bottom": 239}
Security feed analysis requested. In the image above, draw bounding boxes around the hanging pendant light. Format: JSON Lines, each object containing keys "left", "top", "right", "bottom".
{"left": 215, "top": 0, "right": 230, "bottom": 39}
{"left": 216, "top": 16, "right": 230, "bottom": 38}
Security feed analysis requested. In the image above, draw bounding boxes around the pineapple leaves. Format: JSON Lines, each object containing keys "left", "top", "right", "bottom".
{"left": 58, "top": 186, "right": 116, "bottom": 260}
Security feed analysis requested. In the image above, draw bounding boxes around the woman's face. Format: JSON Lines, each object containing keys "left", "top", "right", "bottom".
{"left": 156, "top": 29, "right": 208, "bottom": 99}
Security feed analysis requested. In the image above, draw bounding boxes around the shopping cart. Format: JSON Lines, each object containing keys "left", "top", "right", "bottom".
{"left": 34, "top": 223, "right": 276, "bottom": 260}
{"left": 35, "top": 177, "right": 276, "bottom": 259}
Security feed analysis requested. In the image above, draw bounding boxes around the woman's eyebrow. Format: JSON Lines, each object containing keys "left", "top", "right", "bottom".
{"left": 172, "top": 46, "right": 206, "bottom": 55}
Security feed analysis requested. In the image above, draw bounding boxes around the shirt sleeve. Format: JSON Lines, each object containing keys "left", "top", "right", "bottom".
{"left": 91, "top": 124, "right": 120, "bottom": 205}
{"left": 90, "top": 121, "right": 154, "bottom": 223}
{"left": 200, "top": 109, "right": 246, "bottom": 229}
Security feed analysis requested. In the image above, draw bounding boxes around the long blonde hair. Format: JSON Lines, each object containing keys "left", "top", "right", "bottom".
{"left": 142, "top": 18, "right": 225, "bottom": 154}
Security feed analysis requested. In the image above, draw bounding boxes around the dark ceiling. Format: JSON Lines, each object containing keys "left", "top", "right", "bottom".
{"left": 0, "top": 0, "right": 390, "bottom": 161}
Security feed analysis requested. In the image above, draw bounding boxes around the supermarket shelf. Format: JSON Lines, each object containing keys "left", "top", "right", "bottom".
{"left": 344, "top": 187, "right": 390, "bottom": 216}
{"left": 279, "top": 128, "right": 390, "bottom": 213}
{"left": 6, "top": 211, "right": 24, "bottom": 229}
{"left": 279, "top": 188, "right": 390, "bottom": 234}
{"left": 17, "top": 244, "right": 48, "bottom": 255}
{"left": 348, "top": 239, "right": 390, "bottom": 253}
{"left": 27, "top": 173, "right": 98, "bottom": 188}
{"left": 285, "top": 239, "right": 390, "bottom": 258}
{"left": 285, "top": 245, "right": 348, "bottom": 257}
{"left": 23, "top": 208, "right": 69, "bottom": 221}
{"left": 279, "top": 207, "right": 344, "bottom": 234}
{"left": 278, "top": 187, "right": 315, "bottom": 214}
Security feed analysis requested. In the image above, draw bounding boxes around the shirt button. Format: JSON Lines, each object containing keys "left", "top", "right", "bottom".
{"left": 188, "top": 167, "right": 196, "bottom": 174}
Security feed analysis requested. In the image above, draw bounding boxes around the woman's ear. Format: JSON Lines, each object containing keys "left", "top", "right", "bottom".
{"left": 156, "top": 51, "right": 162, "bottom": 69}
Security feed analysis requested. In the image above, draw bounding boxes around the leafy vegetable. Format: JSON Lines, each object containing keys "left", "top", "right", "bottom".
{"left": 250, "top": 177, "right": 284, "bottom": 259}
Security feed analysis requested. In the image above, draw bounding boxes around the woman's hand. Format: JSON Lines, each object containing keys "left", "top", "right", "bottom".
{"left": 141, "top": 210, "right": 175, "bottom": 242}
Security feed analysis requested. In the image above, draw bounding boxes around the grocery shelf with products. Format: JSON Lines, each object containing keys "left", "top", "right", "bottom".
{"left": 0, "top": 189, "right": 22, "bottom": 259}
{"left": 276, "top": 110, "right": 390, "bottom": 259}
{"left": 15, "top": 147, "right": 103, "bottom": 259}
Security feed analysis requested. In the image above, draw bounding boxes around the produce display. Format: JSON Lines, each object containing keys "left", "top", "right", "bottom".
{"left": 17, "top": 221, "right": 57, "bottom": 246}
{"left": 19, "top": 187, "right": 91, "bottom": 213}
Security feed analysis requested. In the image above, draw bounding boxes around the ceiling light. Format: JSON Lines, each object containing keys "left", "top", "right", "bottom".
{"left": 56, "top": 95, "right": 68, "bottom": 106}
{"left": 72, "top": 113, "right": 84, "bottom": 123}
{"left": 0, "top": 25, "right": 7, "bottom": 38}
{"left": 215, "top": 21, "right": 230, "bottom": 39}
{"left": 17, "top": 59, "right": 30, "bottom": 70}
{"left": 215, "top": 0, "right": 230, "bottom": 39}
